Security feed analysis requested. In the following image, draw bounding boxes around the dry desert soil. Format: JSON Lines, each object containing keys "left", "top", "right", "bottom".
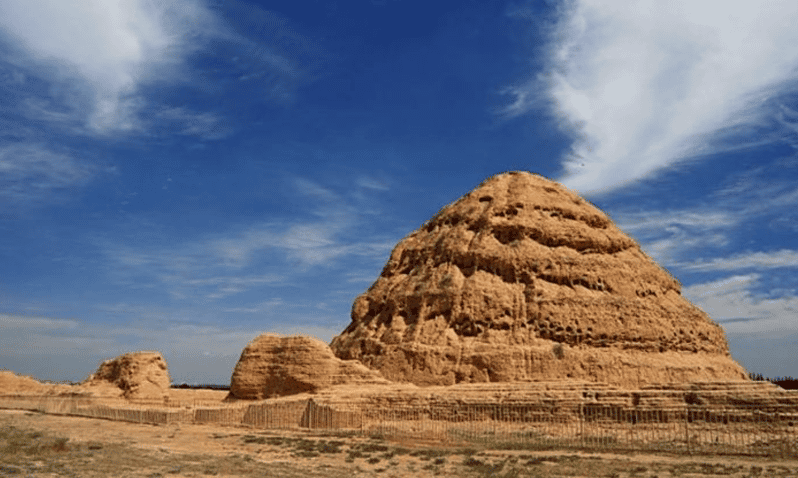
{"left": 2, "top": 408, "right": 797, "bottom": 478}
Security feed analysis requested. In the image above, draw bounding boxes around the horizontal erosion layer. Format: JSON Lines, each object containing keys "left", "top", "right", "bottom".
{"left": 426, "top": 195, "right": 612, "bottom": 231}
{"left": 385, "top": 246, "right": 667, "bottom": 296}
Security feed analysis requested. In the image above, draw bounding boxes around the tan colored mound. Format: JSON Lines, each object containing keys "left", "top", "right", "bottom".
{"left": 0, "top": 370, "right": 49, "bottom": 394}
{"left": 81, "top": 351, "right": 171, "bottom": 400}
{"left": 331, "top": 171, "right": 749, "bottom": 387}
{"left": 0, "top": 370, "right": 80, "bottom": 396}
{"left": 229, "top": 334, "right": 389, "bottom": 399}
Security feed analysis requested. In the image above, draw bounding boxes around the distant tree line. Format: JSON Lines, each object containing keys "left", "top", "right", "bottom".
{"left": 749, "top": 373, "right": 798, "bottom": 390}
{"left": 171, "top": 383, "right": 230, "bottom": 391}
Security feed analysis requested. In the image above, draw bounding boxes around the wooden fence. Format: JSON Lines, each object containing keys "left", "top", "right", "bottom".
{"left": 354, "top": 403, "right": 797, "bottom": 457}
{"left": 1, "top": 395, "right": 795, "bottom": 457}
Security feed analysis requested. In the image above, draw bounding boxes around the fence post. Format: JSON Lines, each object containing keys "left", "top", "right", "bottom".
{"left": 578, "top": 403, "right": 583, "bottom": 446}
{"left": 684, "top": 406, "right": 691, "bottom": 455}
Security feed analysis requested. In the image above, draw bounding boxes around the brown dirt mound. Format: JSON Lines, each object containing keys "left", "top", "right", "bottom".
{"left": 331, "top": 171, "right": 749, "bottom": 387}
{"left": 81, "top": 351, "right": 171, "bottom": 400}
{"left": 228, "top": 334, "right": 389, "bottom": 399}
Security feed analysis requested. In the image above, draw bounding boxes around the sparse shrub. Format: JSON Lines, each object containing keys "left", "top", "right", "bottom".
{"left": 293, "top": 450, "right": 319, "bottom": 458}
{"left": 51, "top": 437, "right": 69, "bottom": 452}
{"left": 463, "top": 456, "right": 504, "bottom": 475}
{"left": 383, "top": 446, "right": 410, "bottom": 457}
{"left": 241, "top": 435, "right": 267, "bottom": 444}
{"left": 410, "top": 448, "right": 449, "bottom": 460}
{"left": 318, "top": 440, "right": 344, "bottom": 453}
{"left": 464, "top": 456, "right": 484, "bottom": 467}
{"left": 552, "top": 343, "right": 564, "bottom": 359}
{"left": 347, "top": 449, "right": 366, "bottom": 461}
{"left": 359, "top": 443, "right": 389, "bottom": 453}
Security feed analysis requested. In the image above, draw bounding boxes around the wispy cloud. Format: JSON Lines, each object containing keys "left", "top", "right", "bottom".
{"left": 618, "top": 211, "right": 738, "bottom": 233}
{"left": 222, "top": 298, "right": 285, "bottom": 314}
{"left": 0, "top": 0, "right": 215, "bottom": 133}
{"left": 680, "top": 250, "right": 798, "bottom": 272}
{"left": 356, "top": 176, "right": 390, "bottom": 191}
{"left": 211, "top": 221, "right": 353, "bottom": 270}
{"left": 713, "top": 163, "right": 798, "bottom": 214}
{"left": 101, "top": 176, "right": 395, "bottom": 301}
{"left": 146, "top": 106, "right": 232, "bottom": 140}
{"left": 104, "top": 239, "right": 289, "bottom": 300}
{"left": 0, "top": 313, "right": 79, "bottom": 331}
{"left": 0, "top": 0, "right": 321, "bottom": 136}
{"left": 0, "top": 144, "right": 97, "bottom": 205}
{"left": 0, "top": 1, "right": 326, "bottom": 208}
{"left": 683, "top": 274, "right": 798, "bottom": 336}
{"left": 508, "top": 0, "right": 798, "bottom": 194}
{"left": 0, "top": 312, "right": 116, "bottom": 357}
{"left": 615, "top": 209, "right": 737, "bottom": 266}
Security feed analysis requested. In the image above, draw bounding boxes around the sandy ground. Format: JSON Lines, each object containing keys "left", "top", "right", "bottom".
{"left": 2, "top": 408, "right": 797, "bottom": 478}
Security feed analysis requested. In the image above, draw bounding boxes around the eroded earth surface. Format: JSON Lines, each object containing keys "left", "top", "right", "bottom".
{"left": 2, "top": 409, "right": 797, "bottom": 478}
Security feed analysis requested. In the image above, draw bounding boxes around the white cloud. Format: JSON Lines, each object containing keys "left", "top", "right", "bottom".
{"left": 683, "top": 274, "right": 798, "bottom": 336}
{"left": 615, "top": 209, "right": 737, "bottom": 266}
{"left": 0, "top": 0, "right": 212, "bottom": 133}
{"left": 149, "top": 106, "right": 232, "bottom": 139}
{"left": 211, "top": 221, "right": 351, "bottom": 269}
{"left": 511, "top": 0, "right": 798, "bottom": 194}
{"left": 103, "top": 239, "right": 293, "bottom": 301}
{"left": 0, "top": 144, "right": 95, "bottom": 204}
{"left": 681, "top": 249, "right": 798, "bottom": 272}
{"left": 618, "top": 211, "right": 738, "bottom": 234}
{"left": 223, "top": 298, "right": 285, "bottom": 314}
{"left": 99, "top": 175, "right": 396, "bottom": 300}
{"left": 357, "top": 176, "right": 390, "bottom": 191}
{"left": 0, "top": 0, "right": 318, "bottom": 136}
{"left": 638, "top": 232, "right": 726, "bottom": 268}
{"left": 0, "top": 313, "right": 79, "bottom": 330}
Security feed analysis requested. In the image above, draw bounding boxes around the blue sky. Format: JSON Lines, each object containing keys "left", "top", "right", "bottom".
{"left": 1, "top": 0, "right": 797, "bottom": 385}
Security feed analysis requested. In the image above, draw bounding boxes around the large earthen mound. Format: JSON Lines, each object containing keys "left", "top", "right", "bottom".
{"left": 81, "top": 351, "right": 171, "bottom": 400}
{"left": 331, "top": 171, "right": 749, "bottom": 387}
{"left": 229, "top": 334, "right": 389, "bottom": 400}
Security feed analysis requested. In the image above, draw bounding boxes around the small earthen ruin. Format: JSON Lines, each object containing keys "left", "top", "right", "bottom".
{"left": 81, "top": 351, "right": 171, "bottom": 400}
{"left": 228, "top": 334, "right": 389, "bottom": 400}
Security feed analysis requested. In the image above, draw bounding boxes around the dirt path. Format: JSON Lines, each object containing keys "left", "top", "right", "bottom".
{"left": 2, "top": 409, "right": 796, "bottom": 477}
